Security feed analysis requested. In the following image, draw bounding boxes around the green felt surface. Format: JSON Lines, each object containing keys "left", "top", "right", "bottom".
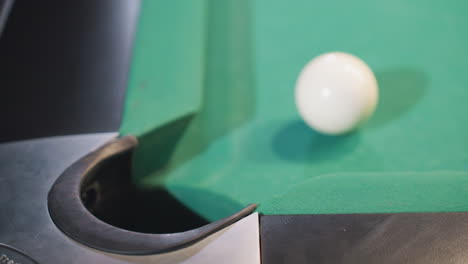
{"left": 121, "top": 0, "right": 468, "bottom": 221}
{"left": 120, "top": 0, "right": 206, "bottom": 136}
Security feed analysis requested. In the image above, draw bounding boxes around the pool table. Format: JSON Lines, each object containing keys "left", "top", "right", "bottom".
{"left": 1, "top": 0, "right": 468, "bottom": 263}
{"left": 122, "top": 0, "right": 468, "bottom": 220}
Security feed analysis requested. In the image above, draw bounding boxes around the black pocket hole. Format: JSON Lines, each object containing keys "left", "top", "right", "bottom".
{"left": 81, "top": 185, "right": 99, "bottom": 211}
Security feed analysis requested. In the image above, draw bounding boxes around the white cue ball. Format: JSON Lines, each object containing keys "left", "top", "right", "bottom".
{"left": 295, "top": 52, "right": 378, "bottom": 135}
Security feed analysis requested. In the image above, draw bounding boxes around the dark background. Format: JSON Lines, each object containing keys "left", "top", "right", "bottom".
{"left": 0, "top": 0, "right": 139, "bottom": 142}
